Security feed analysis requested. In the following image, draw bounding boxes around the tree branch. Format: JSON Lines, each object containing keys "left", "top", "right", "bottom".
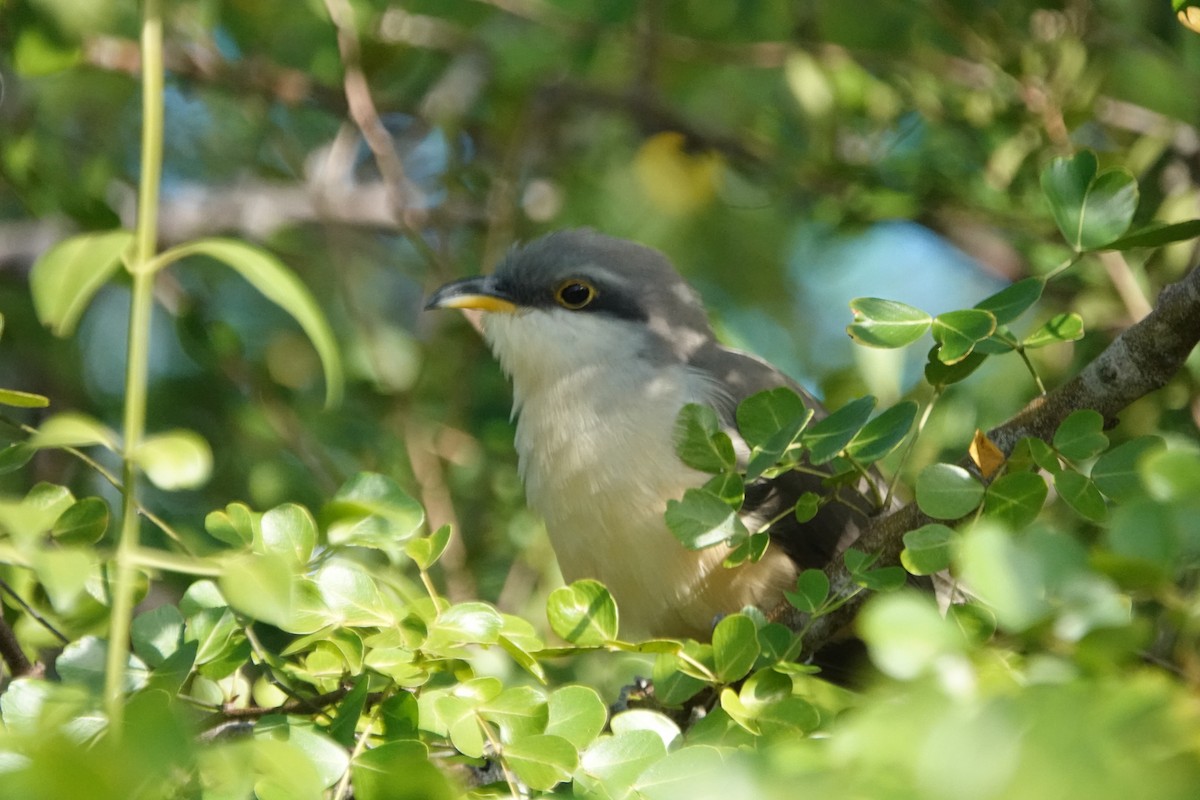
{"left": 781, "top": 261, "right": 1200, "bottom": 658}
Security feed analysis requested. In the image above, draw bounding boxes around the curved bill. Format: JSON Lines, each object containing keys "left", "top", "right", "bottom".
{"left": 424, "top": 275, "right": 519, "bottom": 313}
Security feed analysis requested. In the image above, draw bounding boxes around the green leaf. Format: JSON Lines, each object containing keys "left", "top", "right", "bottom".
{"left": 793, "top": 491, "right": 820, "bottom": 523}
{"left": 702, "top": 472, "right": 745, "bottom": 508}
{"left": 57, "top": 635, "right": 149, "bottom": 694}
{"left": 856, "top": 566, "right": 907, "bottom": 592}
{"left": 1054, "top": 469, "right": 1108, "bottom": 522}
{"left": 846, "top": 297, "right": 932, "bottom": 348}
{"left": 931, "top": 309, "right": 997, "bottom": 363}
{"left": 546, "top": 579, "right": 619, "bottom": 645}
{"left": 131, "top": 605, "right": 186, "bottom": 668}
{"left": 51, "top": 496, "right": 109, "bottom": 545}
{"left": 255, "top": 717, "right": 350, "bottom": 790}
{"left": 30, "top": 229, "right": 134, "bottom": 336}
{"left": 1040, "top": 150, "right": 1139, "bottom": 251}
{"left": 325, "top": 472, "right": 425, "bottom": 550}
{"left": 900, "top": 523, "right": 955, "bottom": 575}
{"left": 845, "top": 400, "right": 918, "bottom": 463}
{"left": 610, "top": 709, "right": 682, "bottom": 749}
{"left": 316, "top": 561, "right": 395, "bottom": 627}
{"left": 503, "top": 734, "right": 578, "bottom": 791}
{"left": 205, "top": 502, "right": 258, "bottom": 547}
{"left": 546, "top": 685, "right": 608, "bottom": 750}
{"left": 958, "top": 523, "right": 1052, "bottom": 632}
{"left": 1140, "top": 449, "right": 1200, "bottom": 502}
{"left": 0, "top": 388, "right": 50, "bottom": 408}
{"left": 633, "top": 744, "right": 729, "bottom": 800}
{"left": 737, "top": 388, "right": 813, "bottom": 479}
{"left": 784, "top": 568, "right": 829, "bottom": 613}
{"left": 134, "top": 429, "right": 213, "bottom": 490}
{"left": 1023, "top": 312, "right": 1084, "bottom": 348}
{"left": 427, "top": 602, "right": 504, "bottom": 648}
{"left": 351, "top": 741, "right": 456, "bottom": 800}
{"left": 405, "top": 524, "right": 452, "bottom": 570}
{"left": 0, "top": 443, "right": 35, "bottom": 475}
{"left": 924, "top": 346, "right": 988, "bottom": 387}
{"left": 915, "top": 463, "right": 985, "bottom": 519}
{"left": 1009, "top": 437, "right": 1062, "bottom": 474}
{"left": 736, "top": 387, "right": 809, "bottom": 449}
{"left": 162, "top": 238, "right": 344, "bottom": 406}
{"left": 858, "top": 592, "right": 962, "bottom": 680}
{"left": 259, "top": 503, "right": 318, "bottom": 568}
{"left": 29, "top": 411, "right": 118, "bottom": 450}
{"left": 802, "top": 395, "right": 876, "bottom": 464}
{"left": 1091, "top": 436, "right": 1165, "bottom": 501}
{"left": 712, "top": 614, "right": 759, "bottom": 683}
{"left": 1053, "top": 409, "right": 1109, "bottom": 461}
{"left": 1103, "top": 219, "right": 1200, "bottom": 250}
{"left": 973, "top": 278, "right": 1044, "bottom": 324}
{"left": 673, "top": 403, "right": 736, "bottom": 473}
{"left": 479, "top": 686, "right": 549, "bottom": 742}
{"left": 982, "top": 471, "right": 1048, "bottom": 528}
{"left": 665, "top": 487, "right": 749, "bottom": 550}
{"left": 576, "top": 730, "right": 666, "bottom": 797}
{"left": 219, "top": 552, "right": 296, "bottom": 628}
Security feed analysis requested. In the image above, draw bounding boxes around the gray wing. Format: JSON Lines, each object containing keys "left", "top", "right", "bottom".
{"left": 689, "top": 342, "right": 881, "bottom": 568}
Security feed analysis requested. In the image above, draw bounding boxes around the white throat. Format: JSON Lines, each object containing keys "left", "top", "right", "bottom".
{"left": 483, "top": 310, "right": 797, "bottom": 639}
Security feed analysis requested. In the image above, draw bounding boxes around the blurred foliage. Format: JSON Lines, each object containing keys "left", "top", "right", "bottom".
{"left": 1, "top": 0, "right": 1200, "bottom": 798}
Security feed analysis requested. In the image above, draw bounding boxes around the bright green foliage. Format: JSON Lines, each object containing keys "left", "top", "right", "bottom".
{"left": 846, "top": 297, "right": 932, "bottom": 347}
{"left": 2, "top": 1, "right": 1200, "bottom": 798}
{"left": 931, "top": 308, "right": 997, "bottom": 363}
{"left": 802, "top": 395, "right": 877, "bottom": 464}
{"left": 915, "top": 463, "right": 986, "bottom": 519}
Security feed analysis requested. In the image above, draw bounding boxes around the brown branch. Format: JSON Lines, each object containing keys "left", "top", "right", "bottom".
{"left": 781, "top": 261, "right": 1200, "bottom": 658}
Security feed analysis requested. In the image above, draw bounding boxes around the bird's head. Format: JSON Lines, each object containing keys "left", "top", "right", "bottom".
{"left": 425, "top": 230, "right": 716, "bottom": 392}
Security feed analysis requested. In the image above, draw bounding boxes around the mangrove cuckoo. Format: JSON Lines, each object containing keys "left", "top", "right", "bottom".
{"left": 425, "top": 229, "right": 874, "bottom": 640}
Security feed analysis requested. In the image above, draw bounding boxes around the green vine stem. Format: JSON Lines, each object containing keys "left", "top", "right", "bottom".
{"left": 104, "top": 0, "right": 164, "bottom": 732}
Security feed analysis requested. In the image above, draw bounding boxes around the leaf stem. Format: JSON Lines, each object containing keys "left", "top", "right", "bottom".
{"left": 105, "top": 0, "right": 164, "bottom": 733}
{"left": 884, "top": 388, "right": 941, "bottom": 509}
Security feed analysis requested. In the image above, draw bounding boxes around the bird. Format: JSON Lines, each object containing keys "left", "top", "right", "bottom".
{"left": 425, "top": 229, "right": 878, "bottom": 641}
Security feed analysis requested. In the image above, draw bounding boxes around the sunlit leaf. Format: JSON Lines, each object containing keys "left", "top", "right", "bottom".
{"left": 325, "top": 472, "right": 425, "bottom": 550}
{"left": 915, "top": 463, "right": 985, "bottom": 519}
{"left": 1023, "top": 312, "right": 1084, "bottom": 348}
{"left": 931, "top": 309, "right": 997, "bottom": 363}
{"left": 29, "top": 412, "right": 118, "bottom": 450}
{"left": 134, "top": 429, "right": 213, "bottom": 490}
{"left": 30, "top": 229, "right": 133, "bottom": 337}
{"left": 546, "top": 579, "right": 618, "bottom": 645}
{"left": 712, "top": 614, "right": 759, "bottom": 683}
{"left": 784, "top": 569, "right": 829, "bottom": 613}
{"left": 665, "top": 487, "right": 748, "bottom": 550}
{"left": 546, "top": 685, "right": 607, "bottom": 750}
{"left": 51, "top": 496, "right": 109, "bottom": 545}
{"left": 846, "top": 297, "right": 931, "bottom": 348}
{"left": 502, "top": 734, "right": 578, "bottom": 791}
{"left": 900, "top": 523, "right": 955, "bottom": 575}
{"left": 674, "top": 403, "right": 736, "bottom": 473}
{"left": 219, "top": 552, "right": 296, "bottom": 628}
{"left": 0, "top": 388, "right": 50, "bottom": 408}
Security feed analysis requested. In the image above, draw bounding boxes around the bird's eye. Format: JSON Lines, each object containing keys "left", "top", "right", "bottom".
{"left": 555, "top": 280, "right": 597, "bottom": 310}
